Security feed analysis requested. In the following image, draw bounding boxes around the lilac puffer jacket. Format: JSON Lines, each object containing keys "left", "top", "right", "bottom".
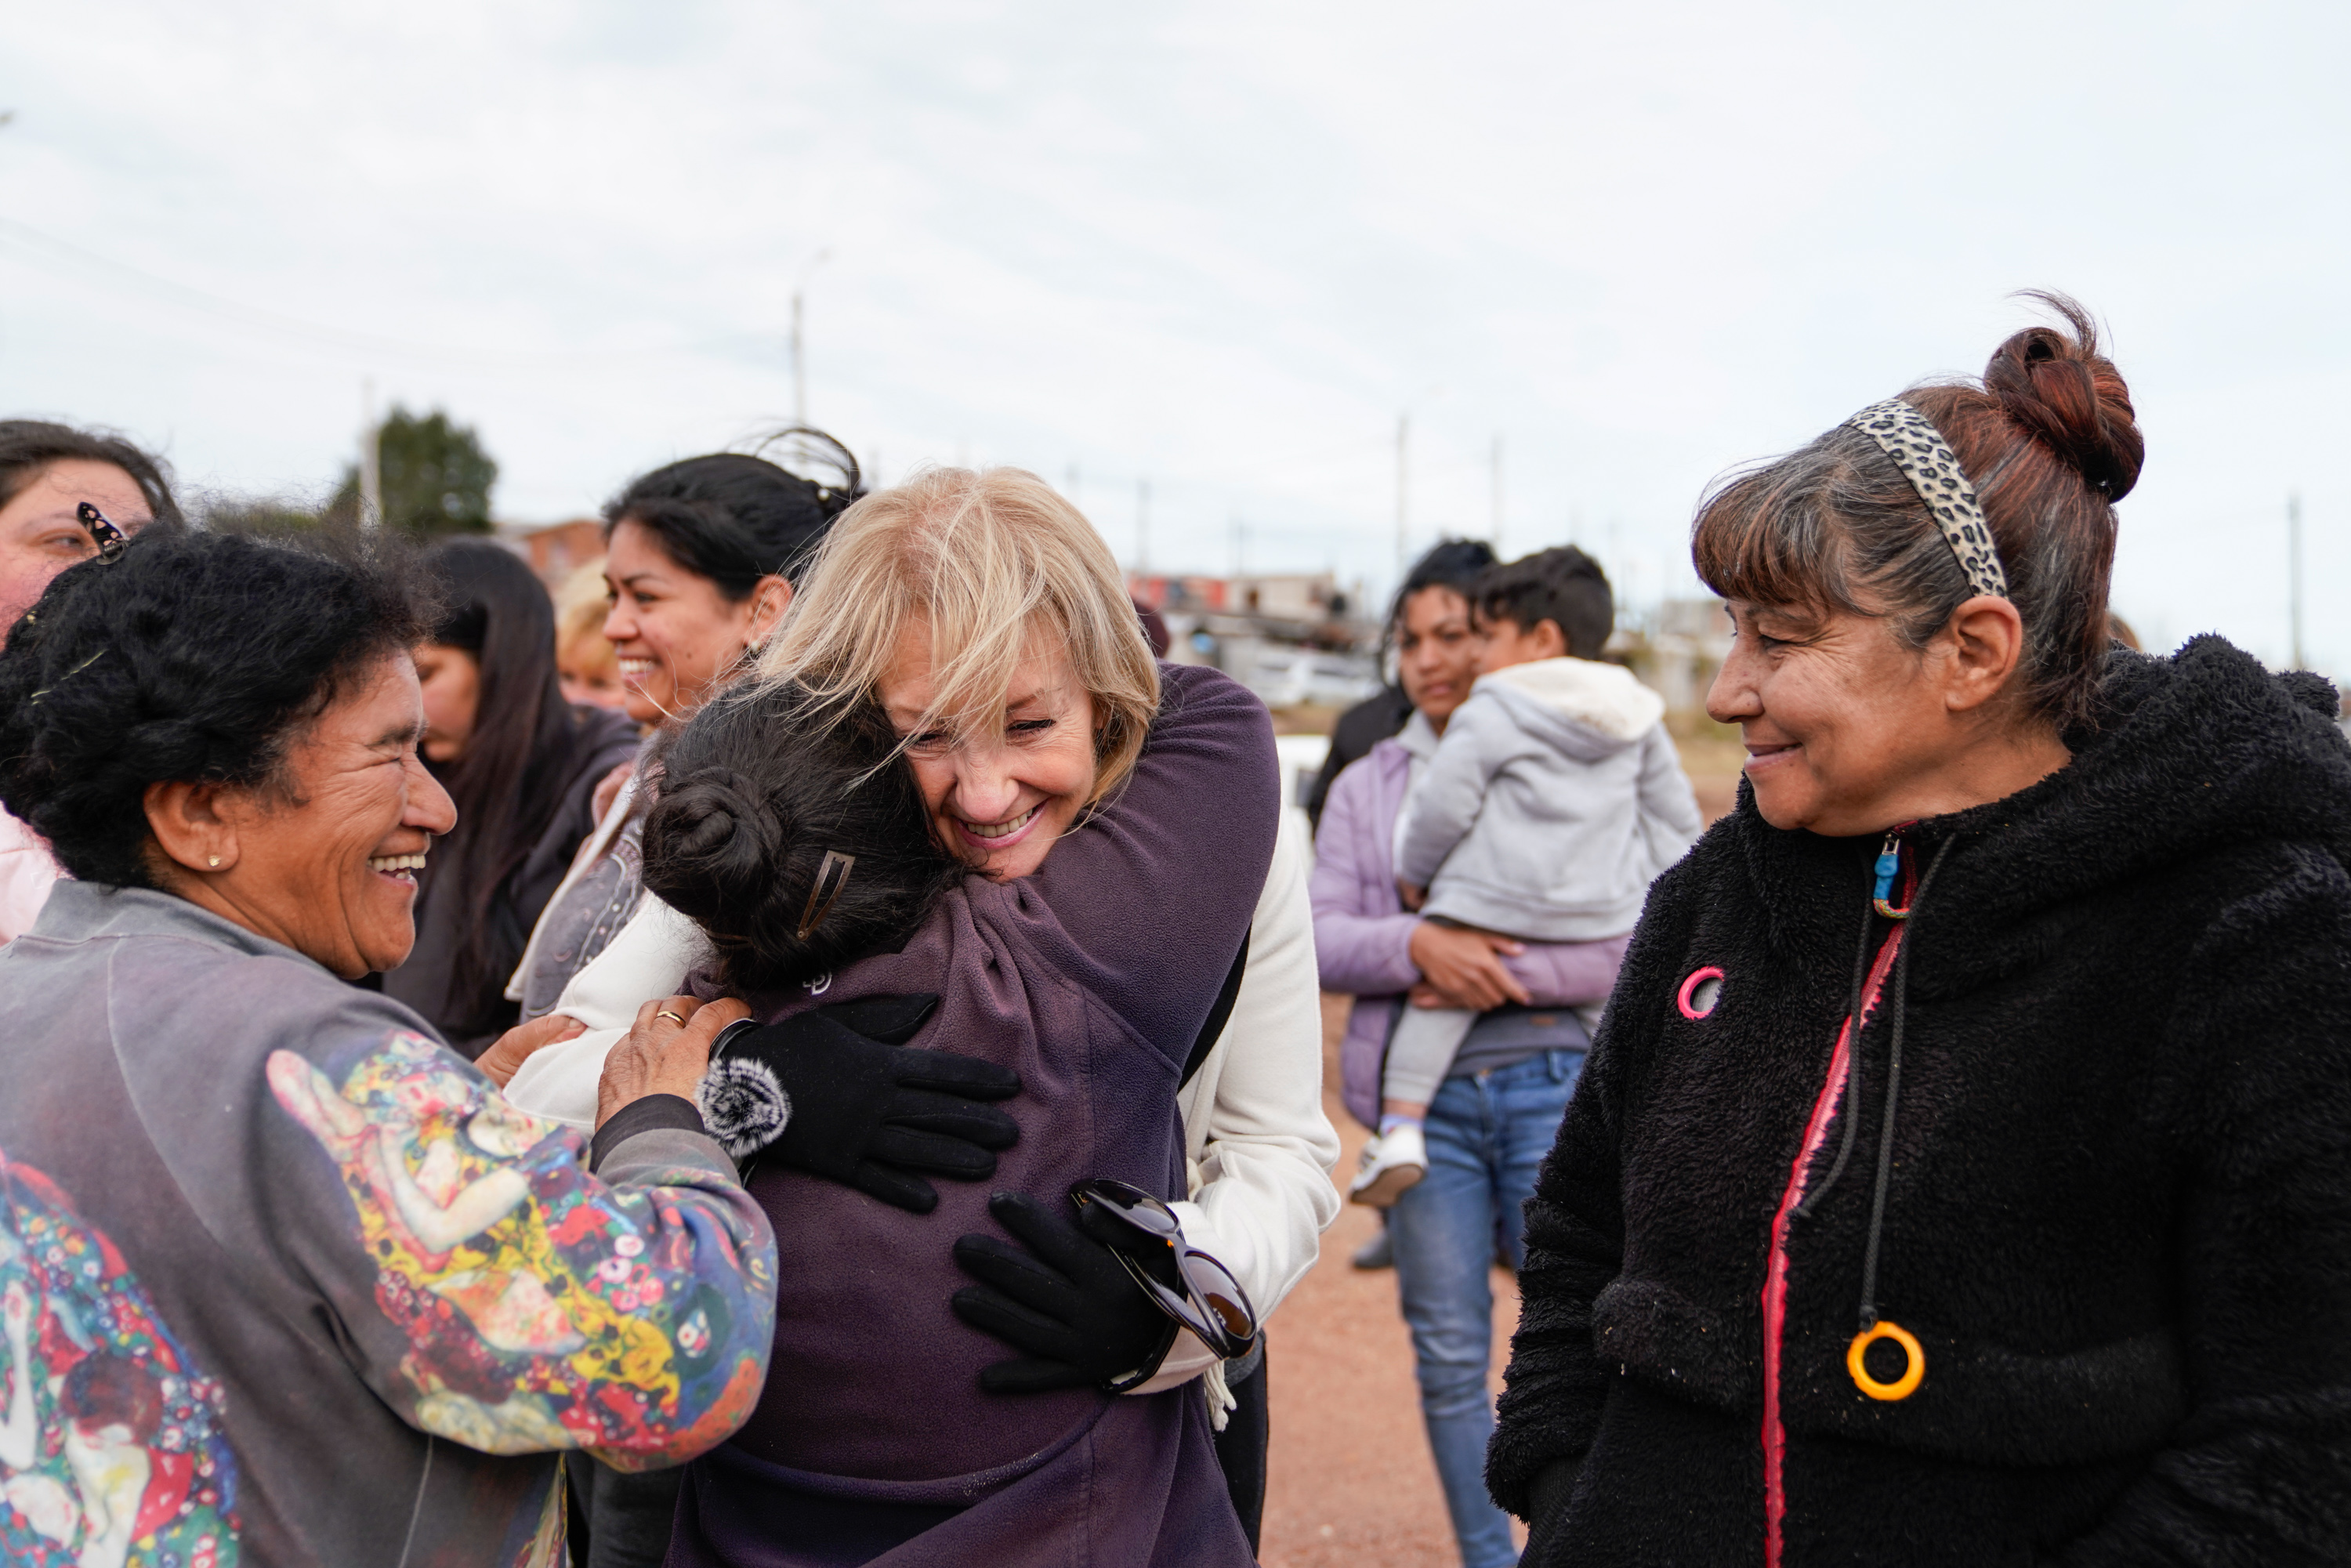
{"left": 1310, "top": 737, "right": 1625, "bottom": 1128}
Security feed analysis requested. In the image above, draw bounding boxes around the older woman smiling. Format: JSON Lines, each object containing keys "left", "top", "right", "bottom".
{"left": 1491, "top": 298, "right": 2351, "bottom": 1565}
{"left": 0, "top": 526, "right": 778, "bottom": 1565}
{"left": 502, "top": 468, "right": 1339, "bottom": 1564}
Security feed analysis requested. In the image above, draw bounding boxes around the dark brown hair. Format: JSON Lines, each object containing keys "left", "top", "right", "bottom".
{"left": 1473, "top": 545, "right": 1613, "bottom": 660}
{"left": 1691, "top": 292, "right": 2143, "bottom": 728}
{"left": 0, "top": 419, "right": 183, "bottom": 529}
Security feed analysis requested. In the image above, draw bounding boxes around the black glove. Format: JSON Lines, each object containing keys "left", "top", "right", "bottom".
{"left": 702, "top": 994, "right": 1020, "bottom": 1214}
{"left": 951, "top": 1190, "right": 1180, "bottom": 1394}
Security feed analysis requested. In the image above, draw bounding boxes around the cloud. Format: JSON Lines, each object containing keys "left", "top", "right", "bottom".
{"left": 2, "top": 0, "right": 2346, "bottom": 667}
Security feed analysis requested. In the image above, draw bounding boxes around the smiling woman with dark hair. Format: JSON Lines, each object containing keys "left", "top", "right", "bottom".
{"left": 507, "top": 432, "right": 864, "bottom": 1026}
{"left": 1491, "top": 298, "right": 2351, "bottom": 1565}
{"left": 0, "top": 526, "right": 778, "bottom": 1565}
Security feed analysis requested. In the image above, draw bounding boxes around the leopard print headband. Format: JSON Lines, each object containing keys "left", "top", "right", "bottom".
{"left": 1845, "top": 400, "right": 2009, "bottom": 600}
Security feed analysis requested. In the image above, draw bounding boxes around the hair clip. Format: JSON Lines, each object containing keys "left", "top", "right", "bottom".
{"left": 75, "top": 502, "right": 129, "bottom": 564}
{"left": 795, "top": 851, "right": 857, "bottom": 940}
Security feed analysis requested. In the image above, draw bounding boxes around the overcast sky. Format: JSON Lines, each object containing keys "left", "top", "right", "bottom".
{"left": 5, "top": 1, "right": 2346, "bottom": 667}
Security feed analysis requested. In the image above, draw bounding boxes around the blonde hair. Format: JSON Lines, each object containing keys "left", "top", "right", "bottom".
{"left": 553, "top": 559, "right": 616, "bottom": 667}
{"left": 755, "top": 466, "right": 1160, "bottom": 803}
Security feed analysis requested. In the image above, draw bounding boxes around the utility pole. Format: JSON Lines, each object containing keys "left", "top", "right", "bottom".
{"left": 790, "top": 295, "right": 806, "bottom": 426}
{"left": 2290, "top": 492, "right": 2306, "bottom": 669}
{"left": 1066, "top": 463, "right": 1081, "bottom": 507}
{"left": 790, "top": 248, "right": 831, "bottom": 426}
{"left": 1491, "top": 433, "right": 1504, "bottom": 552}
{"left": 359, "top": 377, "right": 382, "bottom": 531}
{"left": 1395, "top": 414, "right": 1410, "bottom": 580}
{"left": 1136, "top": 479, "right": 1151, "bottom": 575}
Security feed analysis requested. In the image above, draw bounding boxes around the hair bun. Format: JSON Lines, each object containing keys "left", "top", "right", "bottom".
{"left": 642, "top": 765, "right": 784, "bottom": 921}
{"left": 1983, "top": 293, "right": 2145, "bottom": 502}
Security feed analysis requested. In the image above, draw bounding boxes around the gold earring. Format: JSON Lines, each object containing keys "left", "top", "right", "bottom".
{"left": 208, "top": 855, "right": 221, "bottom": 868}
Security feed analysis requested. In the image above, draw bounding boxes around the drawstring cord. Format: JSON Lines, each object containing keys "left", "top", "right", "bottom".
{"left": 1791, "top": 830, "right": 1958, "bottom": 1400}
{"left": 1857, "top": 835, "right": 1954, "bottom": 1329}
{"left": 1796, "top": 885, "right": 1880, "bottom": 1219}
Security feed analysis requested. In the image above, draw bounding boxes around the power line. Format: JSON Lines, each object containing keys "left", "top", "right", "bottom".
{"left": 0, "top": 215, "right": 767, "bottom": 368}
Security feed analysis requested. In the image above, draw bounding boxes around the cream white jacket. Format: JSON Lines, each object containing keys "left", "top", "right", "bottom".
{"left": 504, "top": 810, "right": 1342, "bottom": 1397}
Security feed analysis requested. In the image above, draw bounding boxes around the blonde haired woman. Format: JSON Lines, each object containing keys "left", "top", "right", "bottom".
{"left": 503, "top": 468, "right": 1339, "bottom": 1565}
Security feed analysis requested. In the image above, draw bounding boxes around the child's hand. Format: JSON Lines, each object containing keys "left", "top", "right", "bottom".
{"left": 1397, "top": 880, "right": 1427, "bottom": 912}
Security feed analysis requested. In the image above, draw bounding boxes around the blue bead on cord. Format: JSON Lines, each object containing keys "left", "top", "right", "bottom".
{"left": 1871, "top": 833, "right": 1908, "bottom": 920}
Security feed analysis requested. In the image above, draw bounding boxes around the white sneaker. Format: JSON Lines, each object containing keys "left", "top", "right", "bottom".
{"left": 1349, "top": 1124, "right": 1428, "bottom": 1208}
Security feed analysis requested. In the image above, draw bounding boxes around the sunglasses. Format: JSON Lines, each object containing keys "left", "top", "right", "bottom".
{"left": 1070, "top": 1177, "right": 1259, "bottom": 1360}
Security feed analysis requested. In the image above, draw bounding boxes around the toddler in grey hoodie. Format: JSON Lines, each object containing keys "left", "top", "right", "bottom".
{"left": 1353, "top": 547, "right": 1701, "bottom": 1203}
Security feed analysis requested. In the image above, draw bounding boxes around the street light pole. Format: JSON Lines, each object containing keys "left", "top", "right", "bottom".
{"left": 359, "top": 377, "right": 382, "bottom": 531}
{"left": 790, "top": 248, "right": 831, "bottom": 426}
{"left": 1491, "top": 433, "right": 1504, "bottom": 552}
{"left": 2290, "top": 491, "right": 2306, "bottom": 670}
{"left": 1395, "top": 413, "right": 1410, "bottom": 580}
{"left": 1136, "top": 479, "right": 1152, "bottom": 575}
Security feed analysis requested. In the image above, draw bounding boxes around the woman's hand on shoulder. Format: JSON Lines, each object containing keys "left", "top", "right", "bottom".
{"left": 477, "top": 1012, "right": 586, "bottom": 1088}
{"left": 596, "top": 995, "right": 749, "bottom": 1129}
{"left": 1407, "top": 921, "right": 1533, "bottom": 1012}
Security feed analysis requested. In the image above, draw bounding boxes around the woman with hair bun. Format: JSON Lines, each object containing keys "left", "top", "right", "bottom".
{"left": 503, "top": 432, "right": 864, "bottom": 1029}
{"left": 1491, "top": 295, "right": 2351, "bottom": 1563}
{"left": 504, "top": 465, "right": 1339, "bottom": 1566}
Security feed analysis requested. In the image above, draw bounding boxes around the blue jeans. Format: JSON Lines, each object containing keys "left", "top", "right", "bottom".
{"left": 1389, "top": 1049, "right": 1584, "bottom": 1568}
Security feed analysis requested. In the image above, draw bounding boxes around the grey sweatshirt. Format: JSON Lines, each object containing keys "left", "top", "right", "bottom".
{"left": 0, "top": 882, "right": 777, "bottom": 1566}
{"left": 1396, "top": 657, "right": 1702, "bottom": 941}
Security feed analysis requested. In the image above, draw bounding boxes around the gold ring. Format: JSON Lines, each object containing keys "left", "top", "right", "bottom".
{"left": 654, "top": 1009, "right": 688, "bottom": 1027}
{"left": 1847, "top": 1320, "right": 1925, "bottom": 1402}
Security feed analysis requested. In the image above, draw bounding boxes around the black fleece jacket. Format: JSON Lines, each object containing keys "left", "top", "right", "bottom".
{"left": 1490, "top": 636, "right": 2351, "bottom": 1566}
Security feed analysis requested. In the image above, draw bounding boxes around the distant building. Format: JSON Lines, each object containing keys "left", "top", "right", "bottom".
{"left": 1128, "top": 571, "right": 1362, "bottom": 636}
{"left": 1130, "top": 570, "right": 1380, "bottom": 709}
{"left": 498, "top": 519, "right": 606, "bottom": 585}
{"left": 1610, "top": 598, "right": 1731, "bottom": 717}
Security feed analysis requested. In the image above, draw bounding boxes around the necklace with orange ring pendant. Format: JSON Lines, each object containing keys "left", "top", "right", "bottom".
{"left": 1847, "top": 1319, "right": 1924, "bottom": 1401}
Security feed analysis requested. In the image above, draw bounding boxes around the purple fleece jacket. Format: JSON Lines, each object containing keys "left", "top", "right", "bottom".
{"left": 672, "top": 661, "right": 1278, "bottom": 1568}
{"left": 1311, "top": 736, "right": 1628, "bottom": 1128}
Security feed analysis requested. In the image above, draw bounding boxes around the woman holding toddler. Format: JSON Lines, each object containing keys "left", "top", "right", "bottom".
{"left": 1312, "top": 540, "right": 1699, "bottom": 1568}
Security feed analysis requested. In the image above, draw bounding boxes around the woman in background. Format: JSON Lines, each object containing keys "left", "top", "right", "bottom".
{"left": 0, "top": 419, "right": 183, "bottom": 943}
{"left": 1312, "top": 538, "right": 1630, "bottom": 1568}
{"left": 507, "top": 433, "right": 862, "bottom": 1021}
{"left": 556, "top": 557, "right": 632, "bottom": 711}
{"left": 386, "top": 540, "right": 638, "bottom": 1053}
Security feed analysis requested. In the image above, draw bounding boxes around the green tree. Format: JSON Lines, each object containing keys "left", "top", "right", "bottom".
{"left": 331, "top": 405, "right": 498, "bottom": 536}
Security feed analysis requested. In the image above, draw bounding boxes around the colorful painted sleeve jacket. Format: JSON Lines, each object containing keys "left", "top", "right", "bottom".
{"left": 0, "top": 879, "right": 777, "bottom": 1568}
{"left": 1488, "top": 638, "right": 2351, "bottom": 1566}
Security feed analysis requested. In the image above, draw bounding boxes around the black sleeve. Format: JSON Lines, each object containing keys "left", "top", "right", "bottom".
{"left": 2052, "top": 853, "right": 2351, "bottom": 1565}
{"left": 590, "top": 1093, "right": 708, "bottom": 1172}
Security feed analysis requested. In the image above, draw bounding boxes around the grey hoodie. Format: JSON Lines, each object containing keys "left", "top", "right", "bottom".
{"left": 1396, "top": 657, "right": 1701, "bottom": 941}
